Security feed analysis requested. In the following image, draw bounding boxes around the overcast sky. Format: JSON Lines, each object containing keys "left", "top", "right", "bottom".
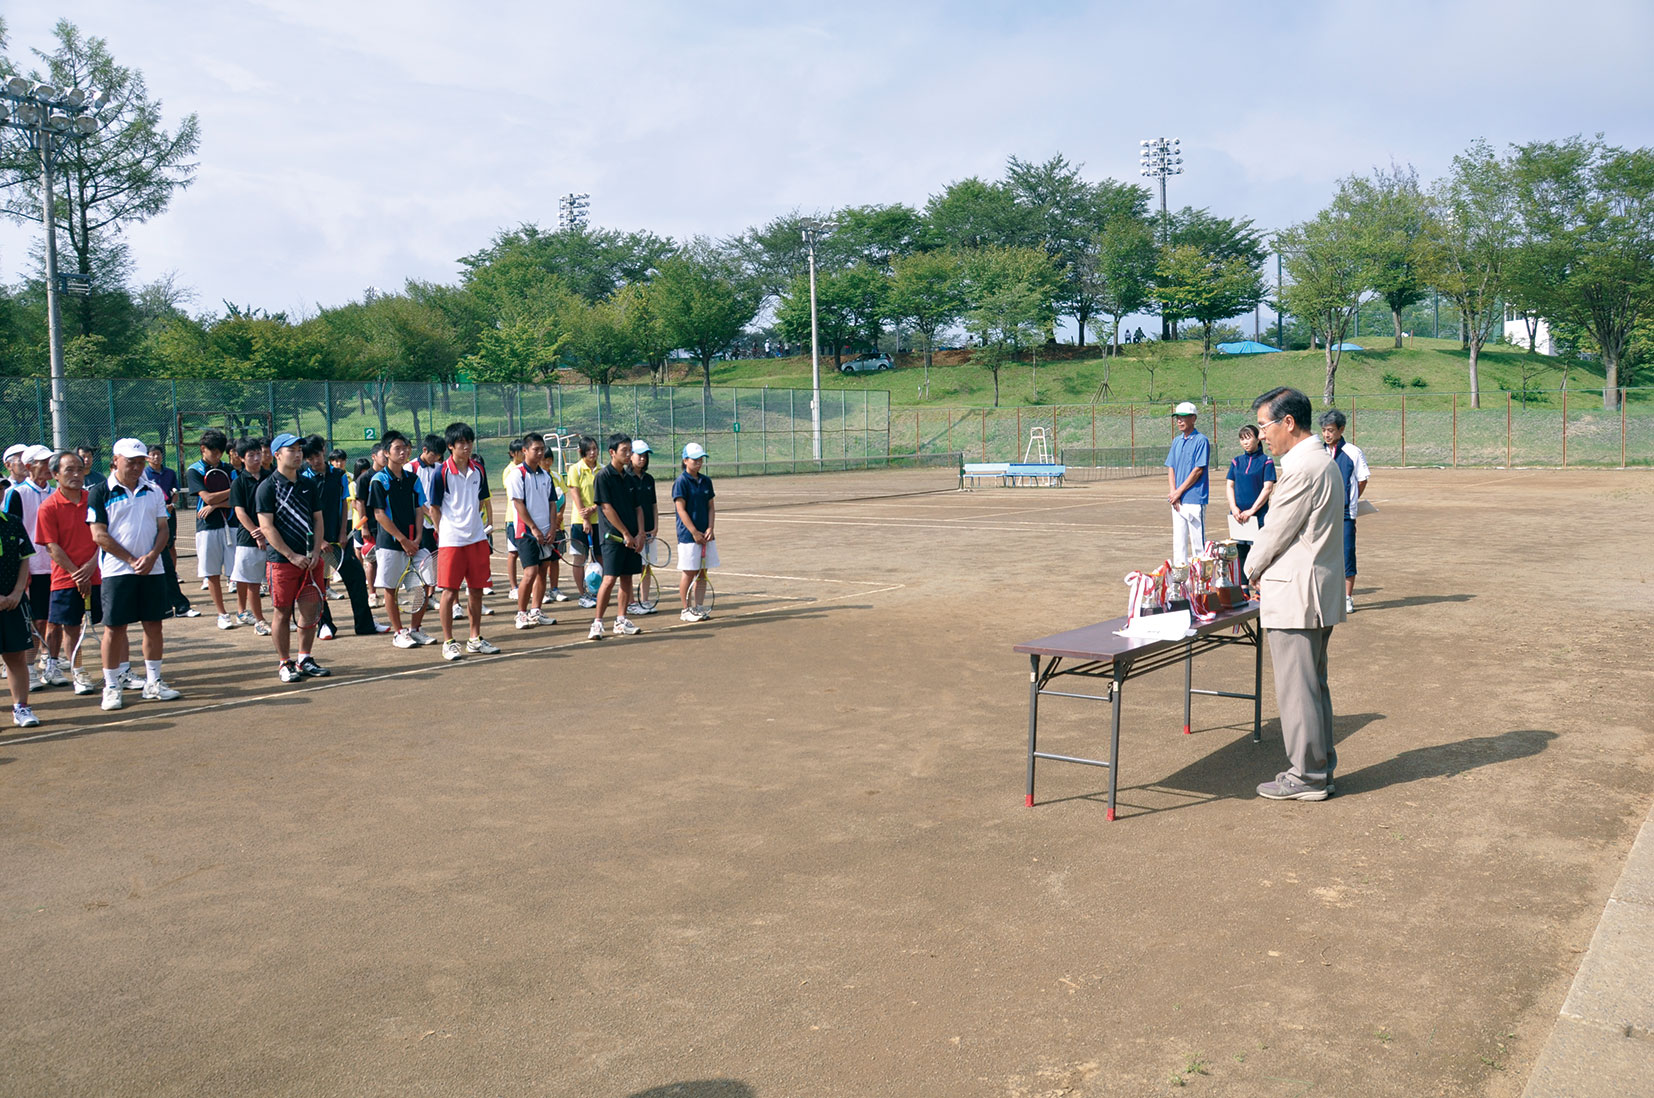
{"left": 4, "top": 0, "right": 1653, "bottom": 321}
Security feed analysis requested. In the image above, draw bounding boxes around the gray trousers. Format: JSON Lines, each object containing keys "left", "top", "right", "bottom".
{"left": 1267, "top": 626, "right": 1336, "bottom": 784}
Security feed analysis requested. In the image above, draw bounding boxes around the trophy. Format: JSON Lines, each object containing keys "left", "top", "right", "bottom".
{"left": 1124, "top": 570, "right": 1166, "bottom": 622}
{"left": 1165, "top": 563, "right": 1190, "bottom": 613}
{"left": 1214, "top": 540, "right": 1247, "bottom": 608}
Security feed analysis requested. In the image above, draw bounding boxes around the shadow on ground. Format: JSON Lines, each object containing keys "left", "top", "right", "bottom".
{"left": 628, "top": 1082, "right": 756, "bottom": 1098}
{"left": 1337, "top": 728, "right": 1556, "bottom": 794}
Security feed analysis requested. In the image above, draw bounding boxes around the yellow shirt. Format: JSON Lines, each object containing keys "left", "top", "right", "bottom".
{"left": 565, "top": 460, "right": 598, "bottom": 528}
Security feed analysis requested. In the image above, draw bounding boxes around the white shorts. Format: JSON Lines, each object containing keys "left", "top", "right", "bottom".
{"left": 375, "top": 546, "right": 432, "bottom": 590}
{"left": 232, "top": 544, "right": 268, "bottom": 586}
{"left": 678, "top": 539, "right": 720, "bottom": 572}
{"left": 195, "top": 527, "right": 234, "bottom": 578}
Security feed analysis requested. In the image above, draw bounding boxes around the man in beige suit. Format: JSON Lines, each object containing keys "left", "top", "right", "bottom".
{"left": 1244, "top": 387, "right": 1347, "bottom": 801}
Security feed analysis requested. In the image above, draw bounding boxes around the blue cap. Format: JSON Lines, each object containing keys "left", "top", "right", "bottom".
{"left": 270, "top": 432, "right": 302, "bottom": 452}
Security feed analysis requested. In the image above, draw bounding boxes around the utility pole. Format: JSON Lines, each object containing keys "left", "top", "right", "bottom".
{"left": 801, "top": 219, "right": 835, "bottom": 462}
{"left": 1139, "top": 137, "right": 1183, "bottom": 340}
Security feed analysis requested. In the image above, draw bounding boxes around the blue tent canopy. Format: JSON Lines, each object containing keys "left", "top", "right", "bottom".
{"left": 1215, "top": 340, "right": 1282, "bottom": 354}
{"left": 1332, "top": 342, "right": 1365, "bottom": 351}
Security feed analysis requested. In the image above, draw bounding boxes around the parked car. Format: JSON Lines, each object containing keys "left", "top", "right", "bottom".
{"left": 840, "top": 352, "right": 894, "bottom": 374}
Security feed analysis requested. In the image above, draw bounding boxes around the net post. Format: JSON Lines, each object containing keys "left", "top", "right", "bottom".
{"left": 1506, "top": 390, "right": 1512, "bottom": 468}
{"left": 1401, "top": 394, "right": 1407, "bottom": 466}
{"left": 1452, "top": 392, "right": 1457, "bottom": 466}
{"left": 1562, "top": 388, "right": 1568, "bottom": 467}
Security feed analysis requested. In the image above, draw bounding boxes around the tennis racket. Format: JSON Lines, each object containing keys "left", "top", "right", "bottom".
{"left": 638, "top": 536, "right": 669, "bottom": 612}
{"left": 394, "top": 547, "right": 434, "bottom": 610}
{"left": 67, "top": 582, "right": 99, "bottom": 681}
{"left": 695, "top": 537, "right": 715, "bottom": 615}
{"left": 297, "top": 542, "right": 341, "bottom": 621}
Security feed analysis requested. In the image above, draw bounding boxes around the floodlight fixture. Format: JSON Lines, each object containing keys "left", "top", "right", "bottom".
{"left": 5, "top": 75, "right": 29, "bottom": 97}
{"left": 93, "top": 90, "right": 112, "bottom": 110}
{"left": 33, "top": 83, "right": 58, "bottom": 100}
{"left": 64, "top": 88, "right": 86, "bottom": 107}
{"left": 75, "top": 115, "right": 98, "bottom": 135}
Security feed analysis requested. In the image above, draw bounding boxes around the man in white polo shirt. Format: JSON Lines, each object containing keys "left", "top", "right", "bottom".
{"left": 87, "top": 438, "right": 182, "bottom": 711}
{"left": 425, "top": 421, "right": 500, "bottom": 662}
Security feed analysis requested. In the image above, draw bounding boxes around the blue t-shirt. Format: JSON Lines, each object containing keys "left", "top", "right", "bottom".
{"left": 671, "top": 470, "right": 715, "bottom": 543}
{"left": 1329, "top": 445, "right": 1355, "bottom": 519}
{"left": 1225, "top": 451, "right": 1276, "bottom": 523}
{"left": 1164, "top": 429, "right": 1211, "bottom": 506}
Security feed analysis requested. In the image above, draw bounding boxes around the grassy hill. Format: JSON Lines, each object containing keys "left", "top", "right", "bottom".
{"left": 688, "top": 337, "right": 1630, "bottom": 409}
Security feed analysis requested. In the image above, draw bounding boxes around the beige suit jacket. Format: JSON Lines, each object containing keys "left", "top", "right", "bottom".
{"left": 1243, "top": 434, "right": 1347, "bottom": 630}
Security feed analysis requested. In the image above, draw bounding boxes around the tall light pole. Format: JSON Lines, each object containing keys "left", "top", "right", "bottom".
{"left": 1, "top": 76, "right": 110, "bottom": 449}
{"left": 558, "top": 192, "right": 590, "bottom": 232}
{"left": 1139, "top": 137, "right": 1183, "bottom": 340}
{"left": 801, "top": 218, "right": 834, "bottom": 462}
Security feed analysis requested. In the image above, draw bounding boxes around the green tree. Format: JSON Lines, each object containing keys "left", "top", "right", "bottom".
{"left": 960, "top": 246, "right": 1059, "bottom": 407}
{"left": 1154, "top": 244, "right": 1267, "bottom": 402}
{"left": 459, "top": 222, "right": 673, "bottom": 305}
{"left": 1339, "top": 165, "right": 1434, "bottom": 348}
{"left": 833, "top": 204, "right": 925, "bottom": 272}
{"left": 1093, "top": 217, "right": 1158, "bottom": 360}
{"left": 775, "top": 268, "right": 856, "bottom": 369}
{"left": 0, "top": 20, "right": 200, "bottom": 338}
{"left": 1276, "top": 212, "right": 1371, "bottom": 406}
{"left": 1158, "top": 208, "right": 1268, "bottom": 339}
{"left": 652, "top": 241, "right": 757, "bottom": 397}
{"left": 889, "top": 249, "right": 966, "bottom": 397}
{"left": 1426, "top": 140, "right": 1521, "bottom": 409}
{"left": 923, "top": 177, "right": 1031, "bottom": 250}
{"left": 562, "top": 287, "right": 645, "bottom": 417}
{"left": 1510, "top": 135, "right": 1654, "bottom": 409}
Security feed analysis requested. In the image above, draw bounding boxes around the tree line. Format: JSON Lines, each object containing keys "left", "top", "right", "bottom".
{"left": 3, "top": 19, "right": 1651, "bottom": 414}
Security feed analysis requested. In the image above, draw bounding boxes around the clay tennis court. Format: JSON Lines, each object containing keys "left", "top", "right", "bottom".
{"left": 3, "top": 466, "right": 1651, "bottom": 1097}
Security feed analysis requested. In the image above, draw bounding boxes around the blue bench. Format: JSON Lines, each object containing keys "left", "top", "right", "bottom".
{"left": 1006, "top": 463, "right": 1066, "bottom": 487}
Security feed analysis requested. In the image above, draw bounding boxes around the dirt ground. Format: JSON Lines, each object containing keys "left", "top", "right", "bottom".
{"left": 2, "top": 466, "right": 1651, "bottom": 1097}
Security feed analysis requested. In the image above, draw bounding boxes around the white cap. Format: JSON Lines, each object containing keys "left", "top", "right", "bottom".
{"left": 2, "top": 444, "right": 27, "bottom": 463}
{"left": 682, "top": 442, "right": 707, "bottom": 460}
{"left": 112, "top": 437, "right": 149, "bottom": 459}
{"left": 23, "top": 445, "right": 53, "bottom": 464}
{"left": 1173, "top": 401, "right": 1198, "bottom": 417}
{"left": 632, "top": 439, "right": 651, "bottom": 455}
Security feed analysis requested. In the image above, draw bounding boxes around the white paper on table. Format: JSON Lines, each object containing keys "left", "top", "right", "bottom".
{"left": 1357, "top": 498, "right": 1378, "bottom": 516}
{"left": 1227, "top": 514, "right": 1260, "bottom": 541}
{"left": 1115, "top": 609, "right": 1194, "bottom": 641}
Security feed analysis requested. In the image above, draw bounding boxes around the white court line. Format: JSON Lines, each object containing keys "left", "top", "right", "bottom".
{"left": 725, "top": 515, "right": 1134, "bottom": 532}
{"left": 0, "top": 581, "right": 907, "bottom": 746}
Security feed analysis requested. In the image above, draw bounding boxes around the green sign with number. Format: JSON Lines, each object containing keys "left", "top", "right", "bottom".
{"left": 363, "top": 427, "right": 378, "bottom": 440}
{"left": 731, "top": 422, "right": 741, "bottom": 433}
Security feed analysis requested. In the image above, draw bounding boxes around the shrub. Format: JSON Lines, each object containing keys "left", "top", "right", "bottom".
{"left": 1382, "top": 372, "right": 1405, "bottom": 390}
{"left": 1410, "top": 376, "right": 1429, "bottom": 389}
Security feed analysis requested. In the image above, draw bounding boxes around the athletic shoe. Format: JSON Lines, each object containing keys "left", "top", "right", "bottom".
{"left": 409, "top": 629, "right": 437, "bottom": 646}
{"left": 392, "top": 629, "right": 418, "bottom": 649}
{"left": 1256, "top": 772, "right": 1329, "bottom": 802}
{"left": 119, "top": 670, "right": 138, "bottom": 691}
{"left": 451, "top": 604, "right": 464, "bottom": 620}
{"left": 72, "top": 671, "right": 97, "bottom": 696}
{"left": 693, "top": 605, "right": 711, "bottom": 620}
{"left": 27, "top": 667, "right": 43, "bottom": 690}
{"left": 680, "top": 608, "right": 701, "bottom": 622}
{"left": 1345, "top": 596, "right": 1355, "bottom": 614}
{"left": 528, "top": 607, "right": 550, "bottom": 626}
{"left": 200, "top": 579, "right": 210, "bottom": 591}
{"left": 13, "top": 704, "right": 39, "bottom": 728}
{"left": 40, "top": 660, "right": 67, "bottom": 687}
{"left": 297, "top": 655, "right": 330, "bottom": 678}
{"left": 480, "top": 604, "right": 494, "bottom": 616}
{"left": 578, "top": 595, "right": 597, "bottom": 610}
{"left": 318, "top": 623, "right": 336, "bottom": 641}
{"left": 142, "top": 679, "right": 182, "bottom": 701}
{"left": 442, "top": 639, "right": 464, "bottom": 661}
{"left": 217, "top": 613, "right": 237, "bottom": 630}
{"left": 588, "top": 618, "right": 604, "bottom": 641}
{"left": 254, "top": 619, "right": 272, "bottom": 636}
{"left": 515, "top": 611, "right": 534, "bottom": 630}
{"left": 368, "top": 593, "right": 382, "bottom": 608}
{"left": 613, "top": 617, "right": 640, "bottom": 636}
{"left": 101, "top": 685, "right": 123, "bottom": 711}
{"left": 236, "top": 611, "right": 255, "bottom": 626}
{"left": 482, "top": 585, "right": 494, "bottom": 595}
{"left": 626, "top": 602, "right": 644, "bottom": 616}
{"left": 374, "top": 621, "right": 391, "bottom": 634}
{"left": 179, "top": 606, "right": 201, "bottom": 618}
{"left": 508, "top": 587, "right": 519, "bottom": 600}
{"left": 278, "top": 660, "right": 304, "bottom": 683}
{"left": 260, "top": 583, "right": 270, "bottom": 597}
{"left": 549, "top": 588, "right": 569, "bottom": 603}
{"left": 466, "top": 637, "right": 500, "bottom": 655}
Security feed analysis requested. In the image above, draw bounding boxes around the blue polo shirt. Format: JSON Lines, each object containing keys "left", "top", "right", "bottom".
{"left": 671, "top": 470, "right": 715, "bottom": 543}
{"left": 1164, "top": 429, "right": 1211, "bottom": 506}
{"left": 1226, "top": 451, "right": 1276, "bottom": 524}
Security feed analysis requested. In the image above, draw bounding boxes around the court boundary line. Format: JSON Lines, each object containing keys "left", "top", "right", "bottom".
{"left": 0, "top": 581, "right": 905, "bottom": 746}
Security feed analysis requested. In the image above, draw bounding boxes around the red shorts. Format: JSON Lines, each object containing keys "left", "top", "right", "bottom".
{"left": 437, "top": 540, "right": 491, "bottom": 591}
{"left": 269, "top": 559, "right": 326, "bottom": 610}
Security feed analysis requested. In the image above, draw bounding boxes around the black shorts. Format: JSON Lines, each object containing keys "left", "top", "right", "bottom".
{"left": 569, "top": 525, "right": 594, "bottom": 562}
{"left": 102, "top": 574, "right": 171, "bottom": 628}
{"left": 27, "top": 574, "right": 50, "bottom": 620}
{"left": 505, "top": 526, "right": 519, "bottom": 554}
{"left": 517, "top": 533, "right": 552, "bottom": 568}
{"left": 48, "top": 585, "right": 102, "bottom": 626}
{"left": 0, "top": 605, "right": 31, "bottom": 653}
{"left": 600, "top": 536, "right": 642, "bottom": 577}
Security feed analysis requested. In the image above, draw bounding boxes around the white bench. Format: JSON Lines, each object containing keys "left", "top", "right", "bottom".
{"left": 961, "top": 462, "right": 1011, "bottom": 489}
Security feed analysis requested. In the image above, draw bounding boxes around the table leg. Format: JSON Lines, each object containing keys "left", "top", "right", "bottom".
{"left": 1252, "top": 623, "right": 1263, "bottom": 744}
{"left": 1025, "top": 654, "right": 1040, "bottom": 806}
{"left": 1108, "top": 661, "right": 1126, "bottom": 821}
{"left": 1183, "top": 639, "right": 1193, "bottom": 734}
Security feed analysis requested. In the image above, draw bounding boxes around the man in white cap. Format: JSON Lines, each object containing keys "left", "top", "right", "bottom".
{"left": 87, "top": 438, "right": 182, "bottom": 710}
{"left": 2, "top": 443, "right": 27, "bottom": 494}
{"left": 1164, "top": 401, "right": 1211, "bottom": 567}
{"left": 3, "top": 445, "right": 57, "bottom": 687}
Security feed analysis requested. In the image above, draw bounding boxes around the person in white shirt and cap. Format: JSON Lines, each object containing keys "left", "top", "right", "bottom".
{"left": 2, "top": 445, "right": 57, "bottom": 687}
{"left": 86, "top": 438, "right": 182, "bottom": 711}
{"left": 2, "top": 443, "right": 28, "bottom": 494}
{"left": 1164, "top": 401, "right": 1211, "bottom": 566}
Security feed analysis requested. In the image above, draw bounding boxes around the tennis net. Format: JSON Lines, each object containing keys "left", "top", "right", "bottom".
{"left": 710, "top": 451, "right": 966, "bottom": 509}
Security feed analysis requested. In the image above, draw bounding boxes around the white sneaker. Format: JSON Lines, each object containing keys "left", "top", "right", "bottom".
{"left": 626, "top": 602, "right": 645, "bottom": 616}
{"left": 374, "top": 621, "right": 391, "bottom": 633}
{"left": 613, "top": 617, "right": 640, "bottom": 635}
{"left": 680, "top": 608, "right": 701, "bottom": 622}
{"left": 392, "top": 628, "right": 418, "bottom": 649}
{"left": 217, "top": 613, "right": 237, "bottom": 630}
{"left": 479, "top": 604, "right": 494, "bottom": 616}
{"left": 142, "top": 678, "right": 182, "bottom": 701}
{"left": 481, "top": 585, "right": 494, "bottom": 596}
{"left": 578, "top": 595, "right": 597, "bottom": 610}
{"left": 1345, "top": 596, "right": 1355, "bottom": 614}
{"left": 528, "top": 607, "right": 550, "bottom": 625}
{"left": 549, "top": 588, "right": 569, "bottom": 603}
{"left": 12, "top": 704, "right": 39, "bottom": 728}
{"left": 101, "top": 685, "right": 123, "bottom": 711}
{"left": 254, "top": 619, "right": 272, "bottom": 636}
{"left": 466, "top": 637, "right": 500, "bottom": 655}
{"left": 442, "top": 639, "right": 464, "bottom": 661}
{"left": 515, "top": 611, "right": 533, "bottom": 630}
{"left": 588, "top": 618, "right": 604, "bottom": 640}
{"left": 27, "top": 667, "right": 43, "bottom": 690}
{"left": 451, "top": 604, "right": 464, "bottom": 620}
{"left": 40, "top": 660, "right": 67, "bottom": 687}
{"left": 72, "top": 671, "right": 97, "bottom": 696}
{"left": 318, "top": 623, "right": 336, "bottom": 641}
{"left": 508, "top": 587, "right": 519, "bottom": 600}
{"left": 409, "top": 629, "right": 437, "bottom": 646}
{"left": 119, "top": 670, "right": 138, "bottom": 691}
{"left": 200, "top": 579, "right": 210, "bottom": 591}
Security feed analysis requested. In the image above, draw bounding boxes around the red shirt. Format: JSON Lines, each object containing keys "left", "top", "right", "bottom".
{"left": 35, "top": 487, "right": 101, "bottom": 591}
